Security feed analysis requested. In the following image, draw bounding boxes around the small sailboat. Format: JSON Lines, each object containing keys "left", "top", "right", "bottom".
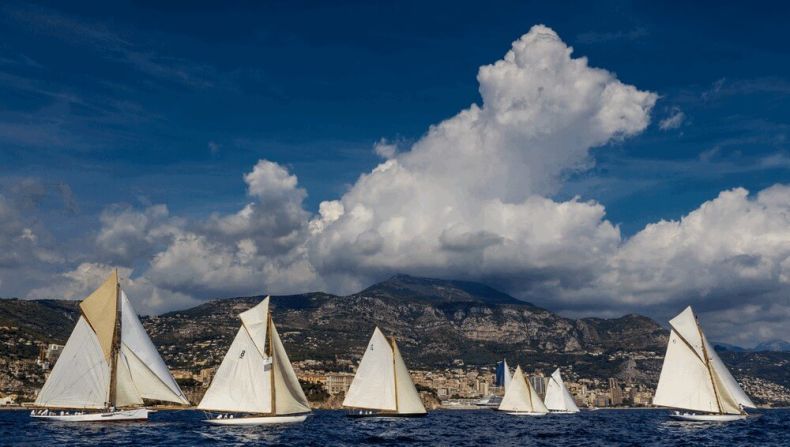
{"left": 653, "top": 306, "right": 756, "bottom": 422}
{"left": 543, "top": 368, "right": 580, "bottom": 414}
{"left": 343, "top": 327, "right": 427, "bottom": 417}
{"left": 32, "top": 271, "right": 189, "bottom": 422}
{"left": 198, "top": 297, "right": 310, "bottom": 425}
{"left": 497, "top": 365, "right": 548, "bottom": 416}
{"left": 475, "top": 358, "right": 510, "bottom": 407}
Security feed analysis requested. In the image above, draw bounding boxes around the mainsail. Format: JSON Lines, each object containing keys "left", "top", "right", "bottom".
{"left": 197, "top": 297, "right": 310, "bottom": 415}
{"left": 544, "top": 368, "right": 579, "bottom": 413}
{"left": 35, "top": 271, "right": 188, "bottom": 409}
{"left": 343, "top": 327, "right": 426, "bottom": 414}
{"left": 498, "top": 365, "right": 548, "bottom": 414}
{"left": 653, "top": 306, "right": 755, "bottom": 415}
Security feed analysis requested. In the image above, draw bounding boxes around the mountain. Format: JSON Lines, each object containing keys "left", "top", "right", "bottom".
{"left": 754, "top": 340, "right": 790, "bottom": 352}
{"left": 1, "top": 274, "right": 788, "bottom": 405}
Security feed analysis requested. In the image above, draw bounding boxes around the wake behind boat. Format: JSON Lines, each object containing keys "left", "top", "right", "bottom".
{"left": 31, "top": 271, "right": 189, "bottom": 422}
{"left": 343, "top": 327, "right": 427, "bottom": 418}
{"left": 653, "top": 306, "right": 756, "bottom": 422}
{"left": 197, "top": 296, "right": 311, "bottom": 425}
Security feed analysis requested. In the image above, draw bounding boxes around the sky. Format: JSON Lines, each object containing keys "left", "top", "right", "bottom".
{"left": 0, "top": 1, "right": 788, "bottom": 347}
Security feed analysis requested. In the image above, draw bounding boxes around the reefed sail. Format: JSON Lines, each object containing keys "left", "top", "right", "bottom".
{"left": 653, "top": 306, "right": 755, "bottom": 415}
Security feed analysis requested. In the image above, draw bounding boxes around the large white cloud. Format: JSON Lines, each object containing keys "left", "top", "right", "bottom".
{"left": 7, "top": 25, "right": 790, "bottom": 345}
{"left": 307, "top": 25, "right": 655, "bottom": 293}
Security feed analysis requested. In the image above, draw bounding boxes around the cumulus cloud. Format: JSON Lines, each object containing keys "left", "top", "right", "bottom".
{"left": 4, "top": 25, "right": 789, "bottom": 345}
{"left": 307, "top": 24, "right": 655, "bottom": 292}
{"left": 659, "top": 107, "right": 685, "bottom": 130}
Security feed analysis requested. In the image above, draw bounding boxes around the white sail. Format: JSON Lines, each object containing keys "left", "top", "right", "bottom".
{"left": 198, "top": 325, "right": 272, "bottom": 412}
{"left": 35, "top": 317, "right": 110, "bottom": 409}
{"left": 653, "top": 306, "right": 753, "bottom": 414}
{"left": 706, "top": 337, "right": 756, "bottom": 409}
{"left": 498, "top": 365, "right": 548, "bottom": 413}
{"left": 118, "top": 291, "right": 189, "bottom": 405}
{"left": 392, "top": 339, "right": 426, "bottom": 414}
{"left": 503, "top": 359, "right": 512, "bottom": 391}
{"left": 544, "top": 368, "right": 579, "bottom": 413}
{"left": 343, "top": 327, "right": 397, "bottom": 411}
{"left": 270, "top": 322, "right": 311, "bottom": 414}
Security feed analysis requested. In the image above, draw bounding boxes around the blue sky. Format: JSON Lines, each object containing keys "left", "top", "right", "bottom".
{"left": 1, "top": 1, "right": 789, "bottom": 345}
{"left": 2, "top": 1, "right": 788, "bottom": 234}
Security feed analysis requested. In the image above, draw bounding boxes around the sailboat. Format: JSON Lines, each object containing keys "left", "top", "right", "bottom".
{"left": 475, "top": 358, "right": 510, "bottom": 407}
{"left": 342, "top": 327, "right": 427, "bottom": 417}
{"left": 543, "top": 368, "right": 580, "bottom": 414}
{"left": 31, "top": 271, "right": 189, "bottom": 422}
{"left": 197, "top": 296, "right": 310, "bottom": 425}
{"left": 497, "top": 365, "right": 548, "bottom": 416}
{"left": 653, "top": 306, "right": 756, "bottom": 422}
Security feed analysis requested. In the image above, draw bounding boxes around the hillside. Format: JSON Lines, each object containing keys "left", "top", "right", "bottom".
{"left": 1, "top": 274, "right": 788, "bottom": 404}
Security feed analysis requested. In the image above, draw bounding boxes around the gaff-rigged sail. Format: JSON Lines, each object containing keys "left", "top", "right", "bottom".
{"left": 198, "top": 297, "right": 310, "bottom": 415}
{"left": 35, "top": 271, "right": 188, "bottom": 409}
{"left": 653, "top": 306, "right": 755, "bottom": 414}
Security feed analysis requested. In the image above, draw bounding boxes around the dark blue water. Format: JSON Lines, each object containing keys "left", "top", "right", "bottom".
{"left": 1, "top": 409, "right": 787, "bottom": 446}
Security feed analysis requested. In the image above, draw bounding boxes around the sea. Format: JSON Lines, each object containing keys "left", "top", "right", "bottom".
{"left": 1, "top": 409, "right": 787, "bottom": 446}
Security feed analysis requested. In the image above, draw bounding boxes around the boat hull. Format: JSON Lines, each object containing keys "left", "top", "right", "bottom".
{"left": 504, "top": 411, "right": 547, "bottom": 416}
{"left": 206, "top": 414, "right": 308, "bottom": 425}
{"left": 346, "top": 410, "right": 427, "bottom": 418}
{"left": 669, "top": 411, "right": 747, "bottom": 422}
{"left": 31, "top": 408, "right": 150, "bottom": 422}
{"left": 549, "top": 410, "right": 579, "bottom": 414}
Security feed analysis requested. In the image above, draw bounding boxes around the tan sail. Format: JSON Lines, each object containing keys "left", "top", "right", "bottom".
{"left": 79, "top": 270, "right": 119, "bottom": 362}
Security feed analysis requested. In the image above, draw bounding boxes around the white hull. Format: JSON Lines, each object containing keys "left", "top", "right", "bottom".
{"left": 549, "top": 410, "right": 579, "bottom": 414}
{"left": 206, "top": 414, "right": 308, "bottom": 425}
{"left": 669, "top": 411, "right": 747, "bottom": 422}
{"left": 31, "top": 408, "right": 150, "bottom": 422}
{"left": 505, "top": 411, "right": 547, "bottom": 416}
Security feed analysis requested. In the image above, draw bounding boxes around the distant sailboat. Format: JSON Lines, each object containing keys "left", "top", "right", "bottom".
{"left": 544, "top": 368, "right": 579, "bottom": 414}
{"left": 343, "top": 327, "right": 427, "bottom": 417}
{"left": 31, "top": 271, "right": 189, "bottom": 422}
{"left": 198, "top": 297, "right": 311, "bottom": 425}
{"left": 653, "top": 306, "right": 756, "bottom": 422}
{"left": 475, "top": 358, "right": 510, "bottom": 407}
{"left": 497, "top": 365, "right": 548, "bottom": 416}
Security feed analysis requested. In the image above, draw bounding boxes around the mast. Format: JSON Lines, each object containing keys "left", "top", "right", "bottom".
{"left": 390, "top": 336, "right": 399, "bottom": 413}
{"left": 268, "top": 312, "right": 276, "bottom": 415}
{"left": 696, "top": 317, "right": 723, "bottom": 414}
{"left": 108, "top": 269, "right": 121, "bottom": 409}
{"left": 525, "top": 370, "right": 534, "bottom": 411}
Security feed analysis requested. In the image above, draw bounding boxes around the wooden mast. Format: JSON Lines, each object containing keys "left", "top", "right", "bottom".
{"left": 268, "top": 311, "right": 276, "bottom": 416}
{"left": 390, "top": 336, "right": 399, "bottom": 413}
{"left": 696, "top": 316, "right": 723, "bottom": 414}
{"left": 108, "top": 268, "right": 121, "bottom": 409}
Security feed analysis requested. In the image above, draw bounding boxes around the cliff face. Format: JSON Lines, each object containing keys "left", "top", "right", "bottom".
{"left": 145, "top": 274, "right": 668, "bottom": 372}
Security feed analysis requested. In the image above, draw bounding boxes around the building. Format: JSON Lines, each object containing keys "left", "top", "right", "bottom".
{"left": 529, "top": 376, "right": 548, "bottom": 399}
{"left": 325, "top": 373, "right": 354, "bottom": 396}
